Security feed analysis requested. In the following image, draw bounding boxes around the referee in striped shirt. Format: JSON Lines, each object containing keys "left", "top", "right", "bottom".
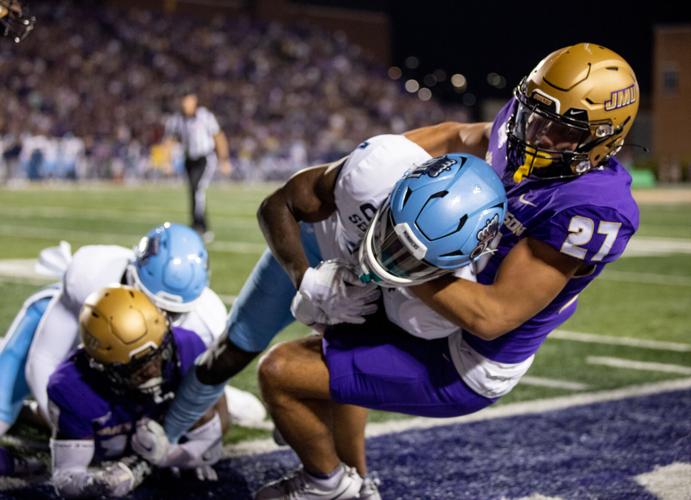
{"left": 165, "top": 92, "right": 231, "bottom": 240}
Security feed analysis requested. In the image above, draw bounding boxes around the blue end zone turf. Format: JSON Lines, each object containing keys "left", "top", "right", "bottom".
{"left": 2, "top": 389, "right": 690, "bottom": 499}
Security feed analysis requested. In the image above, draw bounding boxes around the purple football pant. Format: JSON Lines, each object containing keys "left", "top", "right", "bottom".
{"left": 323, "top": 319, "right": 496, "bottom": 418}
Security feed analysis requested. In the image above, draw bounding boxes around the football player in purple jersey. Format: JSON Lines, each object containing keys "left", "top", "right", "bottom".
{"left": 147, "top": 43, "right": 639, "bottom": 499}
{"left": 249, "top": 43, "right": 640, "bottom": 498}
{"left": 47, "top": 286, "right": 222, "bottom": 497}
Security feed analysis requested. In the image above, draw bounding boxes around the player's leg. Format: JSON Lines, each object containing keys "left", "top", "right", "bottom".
{"left": 185, "top": 158, "right": 206, "bottom": 233}
{"left": 258, "top": 336, "right": 337, "bottom": 473}
{"left": 323, "top": 324, "right": 497, "bottom": 419}
{"left": 194, "top": 153, "right": 216, "bottom": 237}
{"left": 256, "top": 336, "right": 364, "bottom": 499}
{"left": 0, "top": 287, "right": 58, "bottom": 435}
{"left": 332, "top": 404, "right": 368, "bottom": 475}
{"left": 164, "top": 224, "right": 322, "bottom": 442}
{"left": 25, "top": 292, "right": 81, "bottom": 422}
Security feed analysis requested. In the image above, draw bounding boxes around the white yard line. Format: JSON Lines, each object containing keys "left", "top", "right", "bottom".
{"left": 0, "top": 206, "right": 259, "bottom": 227}
{"left": 623, "top": 236, "right": 691, "bottom": 257}
{"left": 219, "top": 294, "right": 237, "bottom": 305}
{"left": 635, "top": 462, "right": 691, "bottom": 500}
{"left": 586, "top": 356, "right": 691, "bottom": 375}
{"left": 224, "top": 377, "right": 691, "bottom": 457}
{"left": 520, "top": 376, "right": 589, "bottom": 391}
{"left": 0, "top": 226, "right": 264, "bottom": 254}
{"left": 551, "top": 330, "right": 691, "bottom": 352}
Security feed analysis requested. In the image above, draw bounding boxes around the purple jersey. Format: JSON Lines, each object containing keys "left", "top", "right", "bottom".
{"left": 47, "top": 327, "right": 205, "bottom": 460}
{"left": 463, "top": 98, "right": 639, "bottom": 363}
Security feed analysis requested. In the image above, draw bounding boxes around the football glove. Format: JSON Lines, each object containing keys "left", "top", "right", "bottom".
{"left": 290, "top": 260, "right": 380, "bottom": 327}
{"left": 132, "top": 418, "right": 170, "bottom": 466}
{"left": 91, "top": 455, "right": 152, "bottom": 497}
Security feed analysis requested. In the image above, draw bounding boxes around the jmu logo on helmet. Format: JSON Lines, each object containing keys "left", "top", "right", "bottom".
{"left": 604, "top": 84, "right": 637, "bottom": 111}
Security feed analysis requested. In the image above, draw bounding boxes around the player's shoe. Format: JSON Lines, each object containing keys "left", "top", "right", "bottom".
{"left": 359, "top": 475, "right": 381, "bottom": 500}
{"left": 225, "top": 385, "right": 268, "bottom": 428}
{"left": 254, "top": 464, "right": 363, "bottom": 500}
{"left": 203, "top": 231, "right": 215, "bottom": 244}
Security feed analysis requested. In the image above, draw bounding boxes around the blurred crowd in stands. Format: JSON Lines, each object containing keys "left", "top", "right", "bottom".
{"left": 0, "top": 1, "right": 469, "bottom": 182}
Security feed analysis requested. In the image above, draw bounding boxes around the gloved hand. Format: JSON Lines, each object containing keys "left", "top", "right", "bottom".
{"left": 291, "top": 260, "right": 380, "bottom": 327}
{"left": 91, "top": 455, "right": 152, "bottom": 497}
{"left": 132, "top": 418, "right": 170, "bottom": 466}
{"left": 195, "top": 465, "right": 219, "bottom": 481}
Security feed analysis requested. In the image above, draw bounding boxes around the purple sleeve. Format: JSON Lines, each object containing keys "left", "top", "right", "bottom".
{"left": 47, "top": 383, "right": 95, "bottom": 440}
{"left": 528, "top": 205, "right": 636, "bottom": 264}
{"left": 171, "top": 327, "right": 207, "bottom": 375}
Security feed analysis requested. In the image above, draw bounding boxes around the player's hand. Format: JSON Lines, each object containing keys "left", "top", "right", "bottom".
{"left": 92, "top": 455, "right": 152, "bottom": 497}
{"left": 132, "top": 418, "right": 171, "bottom": 466}
{"left": 195, "top": 465, "right": 219, "bottom": 481}
{"left": 291, "top": 260, "right": 380, "bottom": 327}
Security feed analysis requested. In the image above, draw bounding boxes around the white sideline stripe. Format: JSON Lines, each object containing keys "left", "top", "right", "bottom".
{"left": 223, "top": 377, "right": 691, "bottom": 457}
{"left": 0, "top": 275, "right": 51, "bottom": 286}
{"left": 551, "top": 330, "right": 691, "bottom": 352}
{"left": 520, "top": 376, "right": 589, "bottom": 391}
{"left": 586, "top": 356, "right": 691, "bottom": 375}
{"left": 635, "top": 462, "right": 691, "bottom": 500}
{"left": 0, "top": 226, "right": 264, "bottom": 254}
{"left": 599, "top": 270, "right": 691, "bottom": 287}
{"left": 624, "top": 236, "right": 691, "bottom": 257}
{"left": 515, "top": 495, "right": 564, "bottom": 500}
{"left": 219, "top": 294, "right": 237, "bottom": 305}
{"left": 0, "top": 206, "right": 260, "bottom": 229}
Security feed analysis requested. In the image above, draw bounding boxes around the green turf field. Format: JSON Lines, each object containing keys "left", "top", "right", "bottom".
{"left": 1, "top": 183, "right": 690, "bottom": 444}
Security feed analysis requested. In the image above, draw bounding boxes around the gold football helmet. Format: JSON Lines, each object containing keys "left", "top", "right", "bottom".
{"left": 80, "top": 285, "right": 172, "bottom": 394}
{"left": 507, "top": 43, "right": 639, "bottom": 182}
{"left": 1, "top": 0, "right": 34, "bottom": 43}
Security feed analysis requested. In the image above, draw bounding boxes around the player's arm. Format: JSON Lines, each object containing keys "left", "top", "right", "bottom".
{"left": 25, "top": 294, "right": 81, "bottom": 422}
{"left": 213, "top": 131, "right": 232, "bottom": 174}
{"left": 413, "top": 237, "right": 582, "bottom": 340}
{"left": 257, "top": 159, "right": 343, "bottom": 288}
{"left": 49, "top": 400, "right": 151, "bottom": 498}
{"left": 51, "top": 439, "right": 151, "bottom": 498}
{"left": 404, "top": 121, "right": 492, "bottom": 158}
{"left": 134, "top": 408, "right": 222, "bottom": 471}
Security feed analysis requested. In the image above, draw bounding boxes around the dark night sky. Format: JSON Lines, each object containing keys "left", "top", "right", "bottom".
{"left": 388, "top": 2, "right": 689, "bottom": 100}
{"left": 302, "top": 1, "right": 690, "bottom": 101}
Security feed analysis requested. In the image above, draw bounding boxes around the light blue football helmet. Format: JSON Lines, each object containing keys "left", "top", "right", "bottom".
{"left": 128, "top": 223, "right": 209, "bottom": 312}
{"left": 359, "top": 153, "right": 507, "bottom": 287}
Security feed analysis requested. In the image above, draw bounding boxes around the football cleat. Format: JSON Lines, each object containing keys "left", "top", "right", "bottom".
{"left": 359, "top": 475, "right": 382, "bottom": 500}
{"left": 255, "top": 464, "right": 363, "bottom": 500}
{"left": 224, "top": 385, "right": 268, "bottom": 428}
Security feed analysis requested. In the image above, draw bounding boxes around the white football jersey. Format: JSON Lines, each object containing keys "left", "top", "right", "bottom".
{"left": 313, "top": 134, "right": 464, "bottom": 340}
{"left": 61, "top": 244, "right": 226, "bottom": 346}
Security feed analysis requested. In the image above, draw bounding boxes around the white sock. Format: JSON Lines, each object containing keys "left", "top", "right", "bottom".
{"left": 305, "top": 463, "right": 346, "bottom": 490}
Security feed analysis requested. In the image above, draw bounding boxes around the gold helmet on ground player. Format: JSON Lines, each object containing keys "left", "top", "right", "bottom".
{"left": 507, "top": 43, "right": 639, "bottom": 182}
{"left": 79, "top": 285, "right": 173, "bottom": 395}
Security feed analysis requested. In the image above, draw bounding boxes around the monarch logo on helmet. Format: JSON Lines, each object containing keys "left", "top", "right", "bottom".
{"left": 472, "top": 214, "right": 501, "bottom": 258}
{"left": 604, "top": 84, "right": 637, "bottom": 111}
{"left": 407, "top": 156, "right": 459, "bottom": 179}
